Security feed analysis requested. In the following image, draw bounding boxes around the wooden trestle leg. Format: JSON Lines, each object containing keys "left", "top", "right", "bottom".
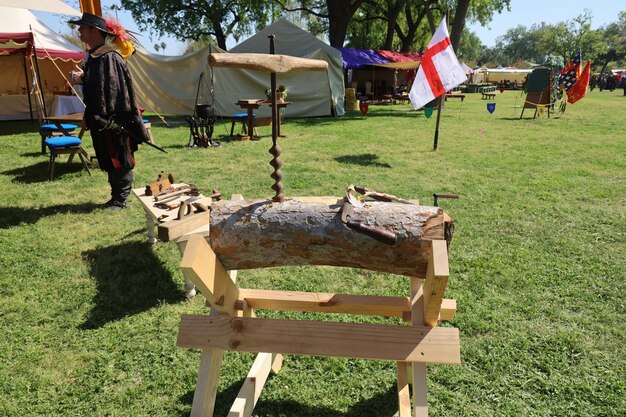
{"left": 178, "top": 232, "right": 457, "bottom": 417}
{"left": 397, "top": 239, "right": 451, "bottom": 417}
{"left": 190, "top": 343, "right": 224, "bottom": 417}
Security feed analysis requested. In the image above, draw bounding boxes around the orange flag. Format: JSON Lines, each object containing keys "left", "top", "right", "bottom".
{"left": 567, "top": 60, "right": 590, "bottom": 104}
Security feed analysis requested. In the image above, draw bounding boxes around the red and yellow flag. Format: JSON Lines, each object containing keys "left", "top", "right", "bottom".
{"left": 567, "top": 60, "right": 590, "bottom": 104}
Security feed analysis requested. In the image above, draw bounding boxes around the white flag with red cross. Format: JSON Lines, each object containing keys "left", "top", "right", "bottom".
{"left": 409, "top": 17, "right": 468, "bottom": 109}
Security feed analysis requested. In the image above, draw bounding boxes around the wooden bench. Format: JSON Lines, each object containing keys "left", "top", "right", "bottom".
{"left": 480, "top": 86, "right": 497, "bottom": 99}
{"left": 445, "top": 93, "right": 466, "bottom": 101}
{"left": 393, "top": 93, "right": 410, "bottom": 104}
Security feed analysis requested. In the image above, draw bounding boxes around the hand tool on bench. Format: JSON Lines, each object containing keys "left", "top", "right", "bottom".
{"left": 153, "top": 185, "right": 200, "bottom": 202}
{"left": 354, "top": 185, "right": 413, "bottom": 204}
{"left": 341, "top": 186, "right": 397, "bottom": 245}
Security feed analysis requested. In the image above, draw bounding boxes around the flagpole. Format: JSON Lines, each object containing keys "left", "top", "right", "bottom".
{"left": 433, "top": 15, "right": 450, "bottom": 151}
{"left": 433, "top": 95, "right": 444, "bottom": 150}
{"left": 408, "top": 15, "right": 465, "bottom": 151}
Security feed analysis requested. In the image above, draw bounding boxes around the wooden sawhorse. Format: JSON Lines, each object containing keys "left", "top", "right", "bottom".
{"left": 175, "top": 233, "right": 460, "bottom": 417}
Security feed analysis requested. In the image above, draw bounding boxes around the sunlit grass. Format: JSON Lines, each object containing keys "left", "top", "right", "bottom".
{"left": 0, "top": 88, "right": 624, "bottom": 416}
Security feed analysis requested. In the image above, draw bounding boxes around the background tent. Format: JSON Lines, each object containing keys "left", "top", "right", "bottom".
{"left": 128, "top": 46, "right": 223, "bottom": 117}
{"left": 470, "top": 67, "right": 531, "bottom": 84}
{"left": 336, "top": 47, "right": 421, "bottom": 98}
{"left": 0, "top": 6, "right": 85, "bottom": 120}
{"left": 228, "top": 18, "right": 344, "bottom": 117}
{"left": 128, "top": 18, "right": 344, "bottom": 118}
{"left": 0, "top": 0, "right": 81, "bottom": 16}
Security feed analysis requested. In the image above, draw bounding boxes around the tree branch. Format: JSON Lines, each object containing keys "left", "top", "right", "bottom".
{"left": 274, "top": 0, "right": 329, "bottom": 18}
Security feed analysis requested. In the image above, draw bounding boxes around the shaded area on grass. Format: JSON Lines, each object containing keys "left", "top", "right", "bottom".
{"left": 335, "top": 153, "right": 392, "bottom": 168}
{"left": 0, "top": 203, "right": 100, "bottom": 229}
{"left": 81, "top": 241, "right": 186, "bottom": 329}
{"left": 0, "top": 120, "right": 38, "bottom": 136}
{"left": 20, "top": 151, "right": 45, "bottom": 158}
{"left": 180, "top": 377, "right": 399, "bottom": 417}
{"left": 2, "top": 159, "right": 89, "bottom": 183}
{"left": 178, "top": 379, "right": 242, "bottom": 417}
{"left": 253, "top": 387, "right": 399, "bottom": 417}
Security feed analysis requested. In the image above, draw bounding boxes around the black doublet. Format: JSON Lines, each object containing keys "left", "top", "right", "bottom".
{"left": 83, "top": 44, "right": 147, "bottom": 171}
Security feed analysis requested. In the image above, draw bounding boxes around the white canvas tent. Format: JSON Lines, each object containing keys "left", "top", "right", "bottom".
{"left": 470, "top": 67, "right": 532, "bottom": 84}
{"left": 0, "top": 0, "right": 81, "bottom": 16}
{"left": 127, "top": 18, "right": 344, "bottom": 118}
{"left": 229, "top": 18, "right": 344, "bottom": 117}
{"left": 0, "top": 6, "right": 85, "bottom": 120}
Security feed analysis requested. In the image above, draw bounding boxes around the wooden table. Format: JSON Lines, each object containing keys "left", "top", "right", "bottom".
{"left": 236, "top": 99, "right": 291, "bottom": 139}
{"left": 44, "top": 112, "right": 86, "bottom": 138}
{"left": 132, "top": 183, "right": 212, "bottom": 297}
{"left": 445, "top": 93, "right": 466, "bottom": 101}
{"left": 131, "top": 183, "right": 211, "bottom": 244}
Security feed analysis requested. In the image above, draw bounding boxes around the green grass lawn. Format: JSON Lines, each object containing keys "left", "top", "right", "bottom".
{"left": 0, "top": 89, "right": 624, "bottom": 416}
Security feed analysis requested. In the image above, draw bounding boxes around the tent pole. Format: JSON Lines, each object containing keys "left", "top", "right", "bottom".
{"left": 22, "top": 55, "right": 34, "bottom": 121}
{"left": 433, "top": 95, "right": 444, "bottom": 151}
{"left": 30, "top": 27, "right": 48, "bottom": 119}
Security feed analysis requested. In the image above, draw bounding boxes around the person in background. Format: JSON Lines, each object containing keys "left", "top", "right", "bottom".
{"left": 69, "top": 13, "right": 147, "bottom": 211}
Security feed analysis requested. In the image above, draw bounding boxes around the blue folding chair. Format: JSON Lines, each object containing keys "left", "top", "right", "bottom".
{"left": 44, "top": 136, "right": 91, "bottom": 180}
{"left": 39, "top": 123, "right": 78, "bottom": 154}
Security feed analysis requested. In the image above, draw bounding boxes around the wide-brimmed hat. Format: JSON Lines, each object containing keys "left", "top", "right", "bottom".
{"left": 69, "top": 13, "right": 115, "bottom": 35}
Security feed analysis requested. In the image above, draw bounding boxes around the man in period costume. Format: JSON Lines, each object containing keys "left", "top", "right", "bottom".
{"left": 69, "top": 13, "right": 147, "bottom": 211}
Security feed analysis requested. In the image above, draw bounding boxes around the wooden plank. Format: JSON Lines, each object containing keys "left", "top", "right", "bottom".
{"left": 439, "top": 299, "right": 456, "bottom": 321}
{"left": 411, "top": 277, "right": 429, "bottom": 417}
{"left": 238, "top": 288, "right": 410, "bottom": 317}
{"left": 227, "top": 352, "right": 282, "bottom": 417}
{"left": 397, "top": 361, "right": 412, "bottom": 417}
{"left": 180, "top": 234, "right": 240, "bottom": 315}
{"left": 176, "top": 230, "right": 210, "bottom": 255}
{"left": 271, "top": 353, "right": 283, "bottom": 374}
{"left": 177, "top": 315, "right": 460, "bottom": 364}
{"left": 423, "top": 240, "right": 450, "bottom": 327}
{"left": 190, "top": 347, "right": 224, "bottom": 417}
{"left": 158, "top": 210, "right": 210, "bottom": 242}
{"left": 404, "top": 298, "right": 456, "bottom": 322}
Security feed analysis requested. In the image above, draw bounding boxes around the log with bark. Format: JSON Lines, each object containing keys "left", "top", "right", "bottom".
{"left": 208, "top": 198, "right": 453, "bottom": 277}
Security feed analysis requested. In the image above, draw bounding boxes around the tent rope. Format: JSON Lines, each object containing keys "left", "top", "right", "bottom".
{"left": 133, "top": 88, "right": 170, "bottom": 127}
{"left": 31, "top": 31, "right": 85, "bottom": 107}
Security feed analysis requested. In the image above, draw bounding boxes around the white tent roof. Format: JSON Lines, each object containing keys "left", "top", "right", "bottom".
{"left": 0, "top": 6, "right": 84, "bottom": 59}
{"left": 0, "top": 0, "right": 80, "bottom": 16}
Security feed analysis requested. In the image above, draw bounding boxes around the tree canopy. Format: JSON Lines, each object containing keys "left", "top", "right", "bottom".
{"left": 120, "top": 0, "right": 278, "bottom": 50}
{"left": 478, "top": 10, "right": 626, "bottom": 70}
{"left": 117, "top": 0, "right": 625, "bottom": 72}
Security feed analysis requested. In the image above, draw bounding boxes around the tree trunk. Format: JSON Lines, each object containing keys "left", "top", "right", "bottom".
{"left": 383, "top": 0, "right": 408, "bottom": 50}
{"left": 211, "top": 17, "right": 228, "bottom": 50}
{"left": 208, "top": 198, "right": 452, "bottom": 277}
{"left": 327, "top": 0, "right": 366, "bottom": 47}
{"left": 450, "top": 0, "right": 470, "bottom": 52}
